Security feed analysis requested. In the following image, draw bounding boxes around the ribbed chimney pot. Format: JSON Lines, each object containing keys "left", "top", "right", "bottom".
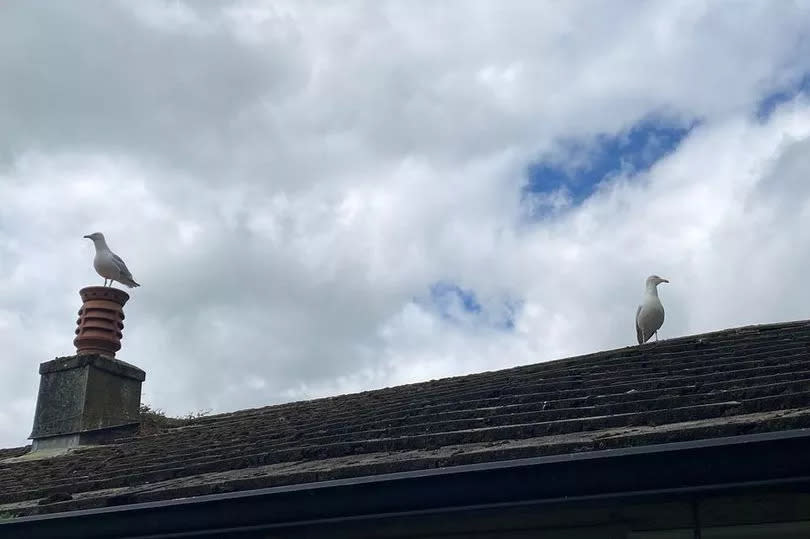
{"left": 73, "top": 286, "right": 129, "bottom": 358}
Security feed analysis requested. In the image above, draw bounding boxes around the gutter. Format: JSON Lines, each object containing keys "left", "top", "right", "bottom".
{"left": 3, "top": 429, "right": 810, "bottom": 538}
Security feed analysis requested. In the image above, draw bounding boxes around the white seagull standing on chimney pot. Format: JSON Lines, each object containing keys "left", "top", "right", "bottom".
{"left": 83, "top": 232, "right": 141, "bottom": 288}
{"left": 635, "top": 275, "right": 668, "bottom": 344}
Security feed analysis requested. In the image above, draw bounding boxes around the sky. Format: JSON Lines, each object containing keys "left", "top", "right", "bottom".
{"left": 2, "top": 1, "right": 810, "bottom": 448}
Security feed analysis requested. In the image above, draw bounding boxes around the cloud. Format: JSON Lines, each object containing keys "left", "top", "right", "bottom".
{"left": 2, "top": 1, "right": 810, "bottom": 447}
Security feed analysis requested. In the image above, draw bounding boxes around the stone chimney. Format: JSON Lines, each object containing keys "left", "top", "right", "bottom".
{"left": 29, "top": 287, "right": 146, "bottom": 451}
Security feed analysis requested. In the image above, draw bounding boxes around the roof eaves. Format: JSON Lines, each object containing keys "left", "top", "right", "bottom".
{"left": 3, "top": 428, "right": 810, "bottom": 539}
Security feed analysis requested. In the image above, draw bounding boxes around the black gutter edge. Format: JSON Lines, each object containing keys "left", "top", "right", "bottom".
{"left": 3, "top": 428, "right": 810, "bottom": 538}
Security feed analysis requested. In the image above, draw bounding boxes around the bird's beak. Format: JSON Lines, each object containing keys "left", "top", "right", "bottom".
{"left": 83, "top": 235, "right": 91, "bottom": 239}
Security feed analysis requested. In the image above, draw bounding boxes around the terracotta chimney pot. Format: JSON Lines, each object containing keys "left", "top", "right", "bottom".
{"left": 73, "top": 286, "right": 130, "bottom": 358}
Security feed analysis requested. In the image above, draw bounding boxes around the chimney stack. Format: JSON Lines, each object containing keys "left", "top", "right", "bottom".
{"left": 29, "top": 287, "right": 145, "bottom": 451}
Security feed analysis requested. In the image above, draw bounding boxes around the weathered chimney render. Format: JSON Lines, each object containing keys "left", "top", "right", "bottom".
{"left": 29, "top": 287, "right": 145, "bottom": 451}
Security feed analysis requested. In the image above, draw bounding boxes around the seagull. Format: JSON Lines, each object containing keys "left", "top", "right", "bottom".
{"left": 83, "top": 232, "right": 141, "bottom": 288}
{"left": 636, "top": 275, "right": 668, "bottom": 344}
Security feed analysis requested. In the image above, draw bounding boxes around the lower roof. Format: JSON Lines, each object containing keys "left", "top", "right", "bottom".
{"left": 2, "top": 319, "right": 810, "bottom": 517}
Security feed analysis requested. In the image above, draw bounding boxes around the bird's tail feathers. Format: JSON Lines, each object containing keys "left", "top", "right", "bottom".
{"left": 120, "top": 278, "right": 140, "bottom": 288}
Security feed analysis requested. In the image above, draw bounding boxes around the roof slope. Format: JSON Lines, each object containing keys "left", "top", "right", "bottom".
{"left": 3, "top": 320, "right": 810, "bottom": 517}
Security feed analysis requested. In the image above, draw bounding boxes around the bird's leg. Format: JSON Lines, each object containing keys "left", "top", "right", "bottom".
{"left": 103, "top": 278, "right": 108, "bottom": 287}
{"left": 655, "top": 331, "right": 659, "bottom": 342}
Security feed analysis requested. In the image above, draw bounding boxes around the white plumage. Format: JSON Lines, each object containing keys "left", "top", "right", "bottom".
{"left": 84, "top": 232, "right": 140, "bottom": 288}
{"left": 635, "top": 275, "right": 668, "bottom": 344}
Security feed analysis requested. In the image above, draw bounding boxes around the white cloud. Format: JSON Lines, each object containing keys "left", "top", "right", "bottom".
{"left": 2, "top": 1, "right": 810, "bottom": 447}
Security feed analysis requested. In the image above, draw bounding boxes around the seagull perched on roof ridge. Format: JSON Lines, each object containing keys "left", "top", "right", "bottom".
{"left": 635, "top": 274, "right": 668, "bottom": 344}
{"left": 83, "top": 232, "right": 140, "bottom": 288}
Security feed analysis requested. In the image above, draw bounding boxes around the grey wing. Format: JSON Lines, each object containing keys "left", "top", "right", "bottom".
{"left": 635, "top": 305, "right": 644, "bottom": 344}
{"left": 111, "top": 253, "right": 134, "bottom": 279}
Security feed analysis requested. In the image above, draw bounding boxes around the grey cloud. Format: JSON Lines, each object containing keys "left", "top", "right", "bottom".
{"left": 753, "top": 133, "right": 810, "bottom": 212}
{"left": 4, "top": 1, "right": 809, "bottom": 191}
{"left": 0, "top": 1, "right": 306, "bottom": 178}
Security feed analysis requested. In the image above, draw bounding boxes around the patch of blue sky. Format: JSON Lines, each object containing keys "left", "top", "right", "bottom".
{"left": 756, "top": 73, "right": 810, "bottom": 121}
{"left": 430, "top": 281, "right": 481, "bottom": 315}
{"left": 422, "top": 281, "right": 521, "bottom": 331}
{"left": 522, "top": 118, "right": 696, "bottom": 218}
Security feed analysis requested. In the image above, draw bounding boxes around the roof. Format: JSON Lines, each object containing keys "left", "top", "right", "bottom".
{"left": 3, "top": 319, "right": 810, "bottom": 518}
